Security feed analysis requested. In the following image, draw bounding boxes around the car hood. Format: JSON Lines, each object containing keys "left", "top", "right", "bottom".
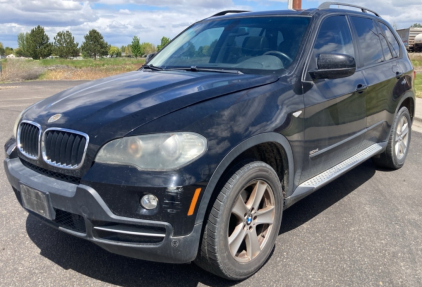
{"left": 24, "top": 70, "right": 278, "bottom": 145}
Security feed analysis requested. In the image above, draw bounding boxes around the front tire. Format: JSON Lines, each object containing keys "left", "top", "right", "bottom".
{"left": 372, "top": 107, "right": 411, "bottom": 169}
{"left": 195, "top": 161, "right": 283, "bottom": 280}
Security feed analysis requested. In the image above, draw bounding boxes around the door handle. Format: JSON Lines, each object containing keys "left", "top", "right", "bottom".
{"left": 356, "top": 84, "right": 367, "bottom": 93}
{"left": 396, "top": 71, "right": 403, "bottom": 79}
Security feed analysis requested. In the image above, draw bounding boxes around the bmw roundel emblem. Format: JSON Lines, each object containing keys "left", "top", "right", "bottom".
{"left": 48, "top": 114, "right": 62, "bottom": 123}
{"left": 246, "top": 216, "right": 252, "bottom": 225}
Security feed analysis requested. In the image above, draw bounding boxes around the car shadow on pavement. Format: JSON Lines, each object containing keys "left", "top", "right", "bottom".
{"left": 25, "top": 213, "right": 235, "bottom": 287}
{"left": 25, "top": 160, "right": 377, "bottom": 287}
{"left": 279, "top": 159, "right": 376, "bottom": 235}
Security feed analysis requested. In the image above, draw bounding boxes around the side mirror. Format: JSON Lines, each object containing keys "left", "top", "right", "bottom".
{"left": 145, "top": 53, "right": 157, "bottom": 64}
{"left": 309, "top": 53, "right": 356, "bottom": 80}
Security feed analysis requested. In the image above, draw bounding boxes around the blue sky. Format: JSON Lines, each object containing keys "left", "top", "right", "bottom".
{"left": 0, "top": 0, "right": 421, "bottom": 49}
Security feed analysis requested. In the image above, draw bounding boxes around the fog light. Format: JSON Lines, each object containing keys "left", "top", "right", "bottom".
{"left": 141, "top": 194, "right": 158, "bottom": 210}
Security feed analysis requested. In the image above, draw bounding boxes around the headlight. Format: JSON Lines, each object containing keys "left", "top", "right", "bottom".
{"left": 95, "top": 132, "right": 207, "bottom": 171}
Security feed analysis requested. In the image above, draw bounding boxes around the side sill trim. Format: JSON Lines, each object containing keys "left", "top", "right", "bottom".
{"left": 310, "top": 121, "right": 384, "bottom": 158}
{"left": 285, "top": 142, "right": 386, "bottom": 209}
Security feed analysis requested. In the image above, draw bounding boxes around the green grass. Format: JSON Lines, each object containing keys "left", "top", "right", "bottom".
{"left": 38, "top": 57, "right": 145, "bottom": 69}
{"left": 415, "top": 75, "right": 422, "bottom": 98}
{"left": 412, "top": 59, "right": 422, "bottom": 69}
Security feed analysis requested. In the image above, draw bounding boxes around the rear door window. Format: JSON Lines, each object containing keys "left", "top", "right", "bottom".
{"left": 350, "top": 17, "right": 384, "bottom": 66}
{"left": 378, "top": 22, "right": 400, "bottom": 58}
{"left": 377, "top": 24, "right": 393, "bottom": 61}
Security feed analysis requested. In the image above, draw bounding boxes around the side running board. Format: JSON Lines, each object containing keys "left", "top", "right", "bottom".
{"left": 285, "top": 143, "right": 385, "bottom": 209}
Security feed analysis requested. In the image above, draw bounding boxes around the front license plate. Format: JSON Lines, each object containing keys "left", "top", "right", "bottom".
{"left": 20, "top": 185, "right": 55, "bottom": 220}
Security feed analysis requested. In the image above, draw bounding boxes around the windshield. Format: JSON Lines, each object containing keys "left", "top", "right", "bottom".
{"left": 149, "top": 16, "right": 310, "bottom": 74}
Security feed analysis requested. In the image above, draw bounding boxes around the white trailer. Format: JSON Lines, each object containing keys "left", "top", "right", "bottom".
{"left": 396, "top": 27, "right": 422, "bottom": 52}
{"left": 415, "top": 34, "right": 422, "bottom": 52}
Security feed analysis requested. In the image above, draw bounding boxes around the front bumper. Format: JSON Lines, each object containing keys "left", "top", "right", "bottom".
{"left": 4, "top": 157, "right": 201, "bottom": 264}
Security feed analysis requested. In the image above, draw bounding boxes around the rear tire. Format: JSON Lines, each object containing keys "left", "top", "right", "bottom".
{"left": 195, "top": 161, "right": 283, "bottom": 280}
{"left": 372, "top": 107, "right": 411, "bottom": 169}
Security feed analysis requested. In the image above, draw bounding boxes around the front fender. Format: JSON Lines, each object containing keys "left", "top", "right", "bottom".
{"left": 194, "top": 132, "right": 294, "bottom": 225}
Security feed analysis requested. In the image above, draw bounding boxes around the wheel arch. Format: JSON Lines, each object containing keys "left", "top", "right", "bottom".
{"left": 397, "top": 94, "right": 415, "bottom": 121}
{"left": 195, "top": 132, "right": 294, "bottom": 225}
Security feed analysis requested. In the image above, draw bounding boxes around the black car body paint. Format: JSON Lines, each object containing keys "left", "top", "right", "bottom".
{"left": 3, "top": 7, "right": 415, "bottom": 264}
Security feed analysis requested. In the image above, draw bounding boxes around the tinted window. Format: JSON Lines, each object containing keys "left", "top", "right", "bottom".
{"left": 150, "top": 17, "right": 310, "bottom": 74}
{"left": 277, "top": 31, "right": 284, "bottom": 47}
{"left": 379, "top": 22, "right": 400, "bottom": 58}
{"left": 313, "top": 16, "right": 355, "bottom": 58}
{"left": 351, "top": 17, "right": 384, "bottom": 66}
{"left": 183, "top": 27, "right": 224, "bottom": 63}
{"left": 377, "top": 24, "right": 393, "bottom": 60}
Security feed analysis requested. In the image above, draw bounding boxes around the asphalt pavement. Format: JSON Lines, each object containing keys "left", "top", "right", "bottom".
{"left": 0, "top": 81, "right": 422, "bottom": 286}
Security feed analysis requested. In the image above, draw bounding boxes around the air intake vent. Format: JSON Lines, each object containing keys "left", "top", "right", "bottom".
{"left": 42, "top": 128, "right": 89, "bottom": 169}
{"left": 54, "top": 209, "right": 86, "bottom": 233}
{"left": 17, "top": 122, "right": 41, "bottom": 160}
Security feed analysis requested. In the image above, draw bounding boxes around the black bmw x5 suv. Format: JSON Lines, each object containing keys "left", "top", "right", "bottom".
{"left": 4, "top": 2, "right": 415, "bottom": 280}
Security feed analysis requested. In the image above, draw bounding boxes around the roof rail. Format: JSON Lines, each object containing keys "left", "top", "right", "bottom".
{"left": 318, "top": 2, "right": 380, "bottom": 17}
{"left": 210, "top": 10, "right": 250, "bottom": 18}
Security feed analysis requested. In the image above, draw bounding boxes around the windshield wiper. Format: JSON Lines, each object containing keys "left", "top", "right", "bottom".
{"left": 142, "top": 64, "right": 164, "bottom": 71}
{"left": 169, "top": 66, "right": 243, "bottom": 74}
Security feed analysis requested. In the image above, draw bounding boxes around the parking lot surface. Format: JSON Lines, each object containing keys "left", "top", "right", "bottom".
{"left": 1, "top": 81, "right": 421, "bottom": 286}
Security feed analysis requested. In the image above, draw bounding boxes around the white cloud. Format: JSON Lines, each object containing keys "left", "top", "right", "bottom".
{"left": 313, "top": 0, "right": 422, "bottom": 29}
{"left": 119, "top": 9, "right": 131, "bottom": 14}
{"left": 0, "top": 1, "right": 98, "bottom": 27}
{"left": 0, "top": 0, "right": 247, "bottom": 48}
{"left": 17, "top": 0, "right": 84, "bottom": 12}
{"left": 90, "top": 0, "right": 235, "bottom": 8}
{"left": 2, "top": 0, "right": 422, "bottom": 49}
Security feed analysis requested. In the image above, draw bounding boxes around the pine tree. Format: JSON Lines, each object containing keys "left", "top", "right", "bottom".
{"left": 81, "top": 29, "right": 109, "bottom": 60}
{"left": 54, "top": 31, "right": 79, "bottom": 59}
{"left": 27, "top": 25, "right": 53, "bottom": 59}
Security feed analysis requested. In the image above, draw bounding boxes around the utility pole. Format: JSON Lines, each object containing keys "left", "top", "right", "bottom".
{"left": 288, "top": 0, "right": 302, "bottom": 10}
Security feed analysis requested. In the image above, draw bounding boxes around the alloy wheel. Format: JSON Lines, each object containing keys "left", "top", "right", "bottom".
{"left": 395, "top": 115, "right": 410, "bottom": 160}
{"left": 228, "top": 180, "right": 275, "bottom": 263}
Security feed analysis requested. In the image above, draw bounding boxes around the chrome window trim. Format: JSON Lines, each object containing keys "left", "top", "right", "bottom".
{"left": 17, "top": 121, "right": 42, "bottom": 160}
{"left": 41, "top": 127, "right": 90, "bottom": 170}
